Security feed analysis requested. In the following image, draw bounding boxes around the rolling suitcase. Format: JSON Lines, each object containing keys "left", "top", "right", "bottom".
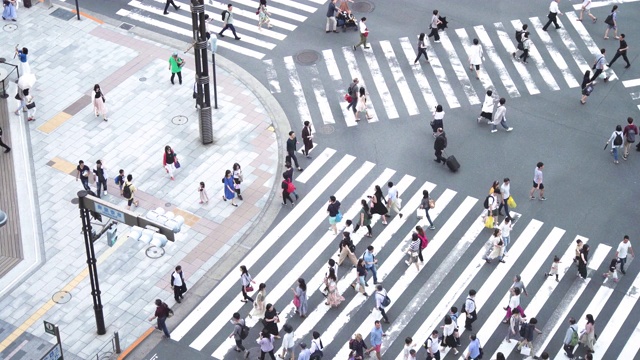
{"left": 446, "top": 155, "right": 460, "bottom": 172}
{"left": 23, "top": 0, "right": 32, "bottom": 8}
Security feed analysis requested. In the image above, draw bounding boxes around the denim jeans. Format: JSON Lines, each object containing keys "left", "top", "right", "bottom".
{"left": 80, "top": 177, "right": 90, "bottom": 191}
{"left": 500, "top": 236, "right": 510, "bottom": 260}
{"left": 491, "top": 119, "right": 509, "bottom": 130}
{"left": 613, "top": 147, "right": 619, "bottom": 161}
{"left": 367, "top": 265, "right": 378, "bottom": 283}
{"left": 157, "top": 316, "right": 170, "bottom": 338}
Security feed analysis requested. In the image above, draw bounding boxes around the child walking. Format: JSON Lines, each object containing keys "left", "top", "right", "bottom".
{"left": 603, "top": 258, "right": 619, "bottom": 282}
{"left": 198, "top": 181, "right": 209, "bottom": 204}
{"left": 544, "top": 255, "right": 561, "bottom": 282}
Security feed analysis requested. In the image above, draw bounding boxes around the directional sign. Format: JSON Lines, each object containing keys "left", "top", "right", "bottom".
{"left": 94, "top": 203, "right": 126, "bottom": 223}
{"left": 40, "top": 343, "right": 62, "bottom": 360}
{"left": 43, "top": 321, "right": 56, "bottom": 336}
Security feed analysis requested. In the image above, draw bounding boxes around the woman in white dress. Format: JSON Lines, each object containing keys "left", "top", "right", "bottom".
{"left": 468, "top": 38, "right": 483, "bottom": 80}
{"left": 355, "top": 86, "right": 372, "bottom": 122}
{"left": 257, "top": 0, "right": 272, "bottom": 30}
{"left": 92, "top": 84, "right": 108, "bottom": 121}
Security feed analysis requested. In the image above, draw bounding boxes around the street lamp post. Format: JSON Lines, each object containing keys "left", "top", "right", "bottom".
{"left": 190, "top": 0, "right": 214, "bottom": 144}
{"left": 210, "top": 37, "right": 218, "bottom": 109}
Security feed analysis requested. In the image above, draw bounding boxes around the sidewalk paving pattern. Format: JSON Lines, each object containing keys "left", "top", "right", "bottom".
{"left": 0, "top": 4, "right": 282, "bottom": 359}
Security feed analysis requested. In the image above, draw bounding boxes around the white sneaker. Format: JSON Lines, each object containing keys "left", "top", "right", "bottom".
{"left": 405, "top": 260, "right": 411, "bottom": 266}
{"left": 491, "top": 129, "right": 498, "bottom": 133}
{"left": 506, "top": 127, "right": 513, "bottom": 132}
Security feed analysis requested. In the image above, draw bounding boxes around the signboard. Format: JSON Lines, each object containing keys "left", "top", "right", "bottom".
{"left": 94, "top": 203, "right": 126, "bottom": 223}
{"left": 40, "top": 343, "right": 62, "bottom": 360}
{"left": 43, "top": 321, "right": 56, "bottom": 336}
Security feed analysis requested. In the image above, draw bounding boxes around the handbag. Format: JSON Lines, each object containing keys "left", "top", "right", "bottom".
{"left": 416, "top": 209, "right": 426, "bottom": 219}
{"left": 245, "top": 285, "right": 254, "bottom": 292}
{"left": 519, "top": 345, "right": 531, "bottom": 356}
{"left": 293, "top": 295, "right": 301, "bottom": 308}
{"left": 175, "top": 160, "right": 181, "bottom": 169}
{"left": 344, "top": 94, "right": 352, "bottom": 103}
{"left": 428, "top": 199, "right": 435, "bottom": 208}
{"left": 26, "top": 102, "right": 35, "bottom": 109}
{"left": 484, "top": 216, "right": 494, "bottom": 229}
{"left": 335, "top": 211, "right": 343, "bottom": 222}
{"left": 507, "top": 196, "right": 516, "bottom": 209}
{"left": 363, "top": 31, "right": 369, "bottom": 37}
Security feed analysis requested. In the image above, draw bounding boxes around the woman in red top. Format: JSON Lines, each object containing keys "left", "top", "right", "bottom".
{"left": 415, "top": 226, "right": 428, "bottom": 264}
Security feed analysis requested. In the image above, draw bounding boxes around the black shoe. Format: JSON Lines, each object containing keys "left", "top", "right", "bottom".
{"left": 433, "top": 159, "right": 441, "bottom": 163}
{"left": 556, "top": 26, "right": 561, "bottom": 29}
{"left": 3, "top": 148, "right": 10, "bottom": 153}
{"left": 622, "top": 270, "right": 626, "bottom": 275}
{"left": 542, "top": 28, "right": 548, "bottom": 31}
{"left": 163, "top": 11, "right": 169, "bottom": 14}
{"left": 218, "top": 33, "right": 225, "bottom": 37}
{"left": 176, "top": 299, "right": 181, "bottom": 303}
{"left": 175, "top": 5, "right": 180, "bottom": 10}
{"left": 399, "top": 213, "right": 403, "bottom": 219}
{"left": 238, "top": 195, "right": 243, "bottom": 201}
{"left": 626, "top": 64, "right": 631, "bottom": 68}
{"left": 606, "top": 63, "right": 610, "bottom": 67}
{"left": 364, "top": 46, "right": 371, "bottom": 49}
{"left": 235, "top": 37, "right": 241, "bottom": 40}
{"left": 498, "top": 211, "right": 504, "bottom": 216}
{"left": 353, "top": 45, "right": 357, "bottom": 51}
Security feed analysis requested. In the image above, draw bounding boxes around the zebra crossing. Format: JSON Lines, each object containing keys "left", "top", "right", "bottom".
{"left": 266, "top": 13, "right": 622, "bottom": 128}
{"left": 623, "top": 78, "right": 640, "bottom": 112}
{"left": 169, "top": 147, "right": 640, "bottom": 359}
{"left": 115, "top": 0, "right": 324, "bottom": 59}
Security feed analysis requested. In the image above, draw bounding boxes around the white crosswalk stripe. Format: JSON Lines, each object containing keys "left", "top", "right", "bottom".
{"left": 263, "top": 59, "right": 281, "bottom": 93}
{"left": 529, "top": 17, "right": 580, "bottom": 88}
{"left": 379, "top": 41, "right": 419, "bottom": 116}
{"left": 399, "top": 37, "right": 439, "bottom": 110}
{"left": 439, "top": 31, "right": 480, "bottom": 105}
{"left": 494, "top": 22, "right": 540, "bottom": 95}
{"left": 362, "top": 47, "right": 400, "bottom": 119}
{"left": 170, "top": 147, "right": 639, "bottom": 360}
{"left": 341, "top": 46, "right": 378, "bottom": 123}
{"left": 424, "top": 37, "right": 461, "bottom": 109}
{"left": 309, "top": 65, "right": 336, "bottom": 125}
{"left": 455, "top": 28, "right": 496, "bottom": 96}
{"left": 474, "top": 25, "right": 521, "bottom": 98}
{"left": 511, "top": 20, "right": 561, "bottom": 91}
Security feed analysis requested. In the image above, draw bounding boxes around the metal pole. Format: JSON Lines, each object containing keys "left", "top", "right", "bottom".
{"left": 74, "top": 0, "right": 81, "bottom": 20}
{"left": 114, "top": 331, "right": 121, "bottom": 354}
{"left": 78, "top": 191, "right": 106, "bottom": 335}
{"left": 212, "top": 52, "right": 218, "bottom": 109}
{"left": 190, "top": 0, "right": 214, "bottom": 144}
{"left": 55, "top": 326, "right": 65, "bottom": 360}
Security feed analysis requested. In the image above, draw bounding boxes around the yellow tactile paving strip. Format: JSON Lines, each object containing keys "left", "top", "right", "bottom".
{"left": 49, "top": 157, "right": 77, "bottom": 175}
{"left": 0, "top": 232, "right": 129, "bottom": 352}
{"left": 172, "top": 208, "right": 200, "bottom": 227}
{"left": 37, "top": 112, "right": 73, "bottom": 134}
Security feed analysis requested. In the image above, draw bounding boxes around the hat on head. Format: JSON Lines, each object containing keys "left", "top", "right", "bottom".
{"left": 173, "top": 51, "right": 178, "bottom": 55}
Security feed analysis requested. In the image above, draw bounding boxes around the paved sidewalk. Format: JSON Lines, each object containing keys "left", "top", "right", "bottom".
{"left": 0, "top": 3, "right": 287, "bottom": 360}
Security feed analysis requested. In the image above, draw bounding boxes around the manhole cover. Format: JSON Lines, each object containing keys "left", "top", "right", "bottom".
{"left": 71, "top": 198, "right": 79, "bottom": 204}
{"left": 119, "top": 23, "right": 134, "bottom": 31}
{"left": 49, "top": 8, "right": 76, "bottom": 21}
{"left": 172, "top": 115, "right": 188, "bottom": 125}
{"left": 352, "top": 0, "right": 374, "bottom": 13}
{"left": 139, "top": 77, "right": 147, "bottom": 82}
{"left": 52, "top": 291, "right": 72, "bottom": 304}
{"left": 165, "top": 202, "right": 172, "bottom": 207}
{"left": 295, "top": 50, "right": 320, "bottom": 66}
{"left": 146, "top": 246, "right": 165, "bottom": 259}
{"left": 319, "top": 125, "right": 334, "bottom": 134}
{"left": 3, "top": 24, "right": 17, "bottom": 32}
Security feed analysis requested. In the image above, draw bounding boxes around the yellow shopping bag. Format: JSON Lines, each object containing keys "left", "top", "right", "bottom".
{"left": 507, "top": 196, "right": 517, "bottom": 209}
{"left": 484, "top": 216, "right": 494, "bottom": 229}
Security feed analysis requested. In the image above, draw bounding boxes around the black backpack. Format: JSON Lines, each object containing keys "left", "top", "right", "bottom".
{"left": 515, "top": 30, "right": 523, "bottom": 43}
{"left": 239, "top": 322, "right": 250, "bottom": 339}
{"left": 122, "top": 183, "right": 132, "bottom": 199}
{"left": 519, "top": 321, "right": 527, "bottom": 337}
{"left": 614, "top": 132, "right": 623, "bottom": 146}
{"left": 483, "top": 195, "right": 492, "bottom": 209}
{"left": 221, "top": 10, "right": 229, "bottom": 21}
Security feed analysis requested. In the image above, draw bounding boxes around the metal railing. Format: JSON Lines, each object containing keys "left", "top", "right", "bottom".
{"left": 93, "top": 331, "right": 122, "bottom": 360}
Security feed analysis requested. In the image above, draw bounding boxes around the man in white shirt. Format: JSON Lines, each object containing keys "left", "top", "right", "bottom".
{"left": 425, "top": 330, "right": 440, "bottom": 360}
{"left": 386, "top": 181, "right": 403, "bottom": 219}
{"left": 353, "top": 17, "right": 370, "bottom": 50}
{"left": 578, "top": 0, "right": 596, "bottom": 23}
{"left": 616, "top": 235, "right": 634, "bottom": 274}
{"left": 171, "top": 265, "right": 186, "bottom": 303}
{"left": 498, "top": 178, "right": 511, "bottom": 218}
{"left": 542, "top": 0, "right": 563, "bottom": 31}
{"left": 463, "top": 289, "right": 477, "bottom": 331}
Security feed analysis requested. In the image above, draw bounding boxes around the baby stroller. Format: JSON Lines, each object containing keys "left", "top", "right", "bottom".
{"left": 337, "top": 11, "right": 358, "bottom": 31}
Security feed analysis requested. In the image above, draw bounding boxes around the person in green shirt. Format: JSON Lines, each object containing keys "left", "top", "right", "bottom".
{"left": 168, "top": 52, "right": 184, "bottom": 85}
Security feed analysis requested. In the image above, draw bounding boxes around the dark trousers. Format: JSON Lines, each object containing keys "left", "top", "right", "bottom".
{"left": 563, "top": 344, "right": 575, "bottom": 358}
{"left": 619, "top": 256, "right": 627, "bottom": 272}
{"left": 418, "top": 244, "right": 424, "bottom": 262}
{"left": 287, "top": 151, "right": 300, "bottom": 168}
{"left": 235, "top": 339, "right": 245, "bottom": 351}
{"left": 519, "top": 49, "right": 529, "bottom": 62}
{"left": 542, "top": 12, "right": 559, "bottom": 30}
{"left": 578, "top": 261, "right": 587, "bottom": 278}
{"left": 157, "top": 316, "right": 170, "bottom": 338}
{"left": 427, "top": 351, "right": 441, "bottom": 360}
{"left": 80, "top": 177, "right": 91, "bottom": 191}
{"left": 219, "top": 24, "right": 239, "bottom": 38}
{"left": 434, "top": 149, "right": 446, "bottom": 163}
{"left": 171, "top": 71, "right": 182, "bottom": 85}
{"left": 414, "top": 48, "right": 428, "bottom": 62}
{"left": 164, "top": 0, "right": 178, "bottom": 12}
{"left": 0, "top": 137, "right": 10, "bottom": 151}
{"left": 428, "top": 27, "right": 440, "bottom": 41}
{"left": 366, "top": 265, "right": 378, "bottom": 283}
{"left": 353, "top": 224, "right": 372, "bottom": 235}
{"left": 260, "top": 350, "right": 276, "bottom": 360}
{"left": 283, "top": 190, "right": 295, "bottom": 204}
{"left": 498, "top": 198, "right": 511, "bottom": 218}
{"left": 96, "top": 179, "right": 107, "bottom": 198}
{"left": 378, "top": 306, "right": 389, "bottom": 322}
{"left": 173, "top": 284, "right": 185, "bottom": 300}
{"left": 590, "top": 68, "right": 603, "bottom": 83}
{"left": 347, "top": 96, "right": 358, "bottom": 113}
{"left": 241, "top": 285, "right": 254, "bottom": 302}
{"left": 609, "top": 51, "right": 630, "bottom": 66}
{"left": 465, "top": 310, "right": 476, "bottom": 330}
{"left": 425, "top": 207, "right": 433, "bottom": 227}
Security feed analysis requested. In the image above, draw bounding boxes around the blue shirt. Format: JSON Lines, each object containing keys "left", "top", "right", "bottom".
{"left": 363, "top": 251, "right": 375, "bottom": 268}
{"left": 18, "top": 52, "right": 27, "bottom": 63}
{"left": 468, "top": 339, "right": 481, "bottom": 358}
{"left": 370, "top": 327, "right": 383, "bottom": 346}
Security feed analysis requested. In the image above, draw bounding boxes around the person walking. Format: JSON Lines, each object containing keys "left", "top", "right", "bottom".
{"left": 529, "top": 162, "right": 545, "bottom": 200}
{"left": 253, "top": 283, "right": 267, "bottom": 317}
{"left": 518, "top": 317, "right": 543, "bottom": 355}
{"left": 148, "top": 300, "right": 172, "bottom": 339}
{"left": 500, "top": 217, "right": 513, "bottom": 258}
{"left": 233, "top": 163, "right": 243, "bottom": 200}
{"left": 286, "top": 131, "right": 304, "bottom": 171}
{"left": 93, "top": 160, "right": 108, "bottom": 198}
{"left": 468, "top": 38, "right": 483, "bottom": 79}
{"left": 405, "top": 233, "right": 421, "bottom": 270}
{"left": 589, "top": 48, "right": 611, "bottom": 83}
{"left": 283, "top": 163, "right": 300, "bottom": 201}
{"left": 463, "top": 289, "right": 477, "bottom": 331}
{"left": 491, "top": 98, "right": 513, "bottom": 133}
{"left": 281, "top": 173, "right": 296, "bottom": 207}
{"left": 239, "top": 265, "right": 255, "bottom": 303}
{"left": 365, "top": 320, "right": 386, "bottom": 360}
{"left": 355, "top": 87, "right": 373, "bottom": 121}
{"left": 502, "top": 287, "right": 523, "bottom": 322}
{"left": 606, "top": 124, "right": 624, "bottom": 164}
{"left": 544, "top": 255, "right": 561, "bottom": 281}
{"left": 292, "top": 278, "right": 308, "bottom": 317}
{"left": 465, "top": 334, "right": 482, "bottom": 360}
{"left": 13, "top": 88, "right": 28, "bottom": 116}
{"left": 163, "top": 145, "right": 179, "bottom": 180}
{"left": 414, "top": 33, "right": 429, "bottom": 64}
{"left": 353, "top": 17, "right": 369, "bottom": 50}
{"left": 114, "top": 169, "right": 126, "bottom": 195}
{"left": 419, "top": 190, "right": 436, "bottom": 230}
{"left": 163, "top": 0, "right": 180, "bottom": 14}
{"left": 512, "top": 24, "right": 529, "bottom": 58}
{"left": 308, "top": 332, "right": 324, "bottom": 360}
{"left": 338, "top": 233, "right": 358, "bottom": 266}
{"left": 515, "top": 32, "right": 531, "bottom": 64}
{"left": 223, "top": 169, "right": 238, "bottom": 206}
{"left": 622, "top": 117, "right": 637, "bottom": 160}
{"left": 325, "top": 0, "right": 338, "bottom": 33}
{"left": 327, "top": 195, "right": 341, "bottom": 235}
{"left": 386, "top": 181, "right": 403, "bottom": 218}
{"left": 92, "top": 84, "right": 108, "bottom": 121}
{"left": 579, "top": 314, "right": 596, "bottom": 354}
{"left": 504, "top": 307, "right": 522, "bottom": 343}
{"left": 603, "top": 5, "right": 618, "bottom": 40}
{"left": 122, "top": 174, "right": 139, "bottom": 209}
{"left": 349, "top": 333, "right": 368, "bottom": 360}
{"left": 325, "top": 270, "right": 345, "bottom": 307}
{"left": 607, "top": 34, "right": 631, "bottom": 68}
{"left": 168, "top": 52, "right": 184, "bottom": 85}
{"left": 511, "top": 274, "right": 529, "bottom": 297}
{"left": 428, "top": 10, "right": 442, "bottom": 43}
{"left": 430, "top": 105, "right": 445, "bottom": 136}
{"left": 483, "top": 228, "right": 505, "bottom": 264}
{"left": 578, "top": 244, "right": 590, "bottom": 279}
{"left": 423, "top": 330, "right": 440, "bottom": 360}
{"left": 346, "top": 78, "right": 359, "bottom": 117}
{"left": 219, "top": 4, "right": 241, "bottom": 40}
{"left": 258, "top": 328, "right": 277, "bottom": 360}
{"left": 353, "top": 200, "right": 373, "bottom": 237}
{"left": 2, "top": 0, "right": 17, "bottom": 21}
{"left": 257, "top": 0, "right": 272, "bottom": 30}
{"left": 615, "top": 235, "right": 634, "bottom": 275}
{"left": 477, "top": 89, "right": 496, "bottom": 124}
{"left": 301, "top": 121, "right": 313, "bottom": 158}
{"left": 369, "top": 185, "right": 389, "bottom": 225}
{"left": 170, "top": 265, "right": 186, "bottom": 303}
{"left": 362, "top": 245, "right": 379, "bottom": 284}
{"left": 351, "top": 258, "right": 368, "bottom": 296}
{"left": 441, "top": 315, "right": 458, "bottom": 355}
{"left": 0, "top": 126, "right": 11, "bottom": 153}
{"left": 229, "top": 312, "right": 250, "bottom": 358}
{"left": 433, "top": 128, "right": 447, "bottom": 165}
{"left": 578, "top": 0, "right": 596, "bottom": 23}
{"left": 580, "top": 70, "right": 594, "bottom": 105}
{"left": 542, "top": 0, "right": 563, "bottom": 31}
{"left": 498, "top": 178, "right": 511, "bottom": 219}
{"left": 373, "top": 285, "right": 390, "bottom": 323}
{"left": 415, "top": 226, "right": 428, "bottom": 263}
{"left": 15, "top": 47, "right": 30, "bottom": 76}
{"left": 25, "top": 95, "right": 36, "bottom": 121}
{"left": 298, "top": 343, "right": 311, "bottom": 360}
{"left": 76, "top": 160, "right": 91, "bottom": 191}
{"left": 563, "top": 317, "right": 579, "bottom": 359}
{"left": 263, "top": 304, "right": 280, "bottom": 338}
{"left": 279, "top": 324, "right": 294, "bottom": 360}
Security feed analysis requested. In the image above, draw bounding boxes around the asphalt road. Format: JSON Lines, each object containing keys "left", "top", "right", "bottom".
{"left": 82, "top": 0, "right": 640, "bottom": 358}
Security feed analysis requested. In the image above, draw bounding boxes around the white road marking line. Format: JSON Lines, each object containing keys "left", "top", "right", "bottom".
{"left": 322, "top": 49, "right": 356, "bottom": 126}
{"left": 474, "top": 25, "right": 521, "bottom": 98}
{"left": 284, "top": 56, "right": 313, "bottom": 128}
{"left": 322, "top": 49, "right": 343, "bottom": 81}
{"left": 362, "top": 46, "right": 399, "bottom": 119}
{"left": 533, "top": 244, "right": 611, "bottom": 358}
{"left": 115, "top": 9, "right": 265, "bottom": 59}
{"left": 529, "top": 17, "right": 579, "bottom": 88}
{"left": 205, "top": 0, "right": 305, "bottom": 25}
{"left": 553, "top": 17, "right": 592, "bottom": 76}
{"left": 489, "top": 235, "right": 589, "bottom": 359}
{"left": 309, "top": 64, "right": 336, "bottom": 124}
{"left": 379, "top": 41, "right": 420, "bottom": 116}
{"left": 623, "top": 79, "right": 640, "bottom": 88}
{"left": 399, "top": 37, "right": 438, "bottom": 110}
{"left": 200, "top": 158, "right": 375, "bottom": 352}
{"left": 439, "top": 31, "right": 480, "bottom": 105}
{"left": 263, "top": 59, "right": 281, "bottom": 93}
{"left": 455, "top": 28, "right": 496, "bottom": 96}
{"left": 294, "top": 147, "right": 336, "bottom": 184}
{"left": 511, "top": 19, "right": 560, "bottom": 91}
{"left": 424, "top": 38, "right": 460, "bottom": 109}
{"left": 494, "top": 22, "right": 540, "bottom": 95}
{"left": 170, "top": 155, "right": 355, "bottom": 341}
{"left": 342, "top": 47, "right": 378, "bottom": 121}
{"left": 617, "top": 300, "right": 640, "bottom": 360}
{"left": 210, "top": 162, "right": 379, "bottom": 358}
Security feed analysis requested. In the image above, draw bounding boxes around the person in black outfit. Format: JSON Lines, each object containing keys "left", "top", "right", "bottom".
{"left": 433, "top": 128, "right": 447, "bottom": 164}
{"left": 163, "top": 0, "right": 180, "bottom": 14}
{"left": 76, "top": 160, "right": 91, "bottom": 191}
{"left": 93, "top": 160, "right": 108, "bottom": 198}
{"left": 0, "top": 126, "right": 10, "bottom": 153}
{"left": 286, "top": 131, "right": 303, "bottom": 171}
{"left": 578, "top": 244, "right": 590, "bottom": 279}
{"left": 607, "top": 33, "right": 631, "bottom": 68}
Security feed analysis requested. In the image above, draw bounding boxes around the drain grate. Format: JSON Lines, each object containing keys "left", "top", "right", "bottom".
{"left": 172, "top": 115, "right": 188, "bottom": 125}
{"left": 295, "top": 50, "right": 320, "bottom": 66}
{"left": 319, "top": 125, "right": 335, "bottom": 134}
{"left": 139, "top": 77, "right": 147, "bottom": 82}
{"left": 2, "top": 24, "right": 17, "bottom": 32}
{"left": 119, "top": 23, "right": 135, "bottom": 31}
{"left": 52, "top": 291, "right": 72, "bottom": 304}
{"left": 49, "top": 8, "right": 76, "bottom": 21}
{"left": 146, "top": 246, "right": 165, "bottom": 259}
{"left": 352, "top": 0, "right": 374, "bottom": 13}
